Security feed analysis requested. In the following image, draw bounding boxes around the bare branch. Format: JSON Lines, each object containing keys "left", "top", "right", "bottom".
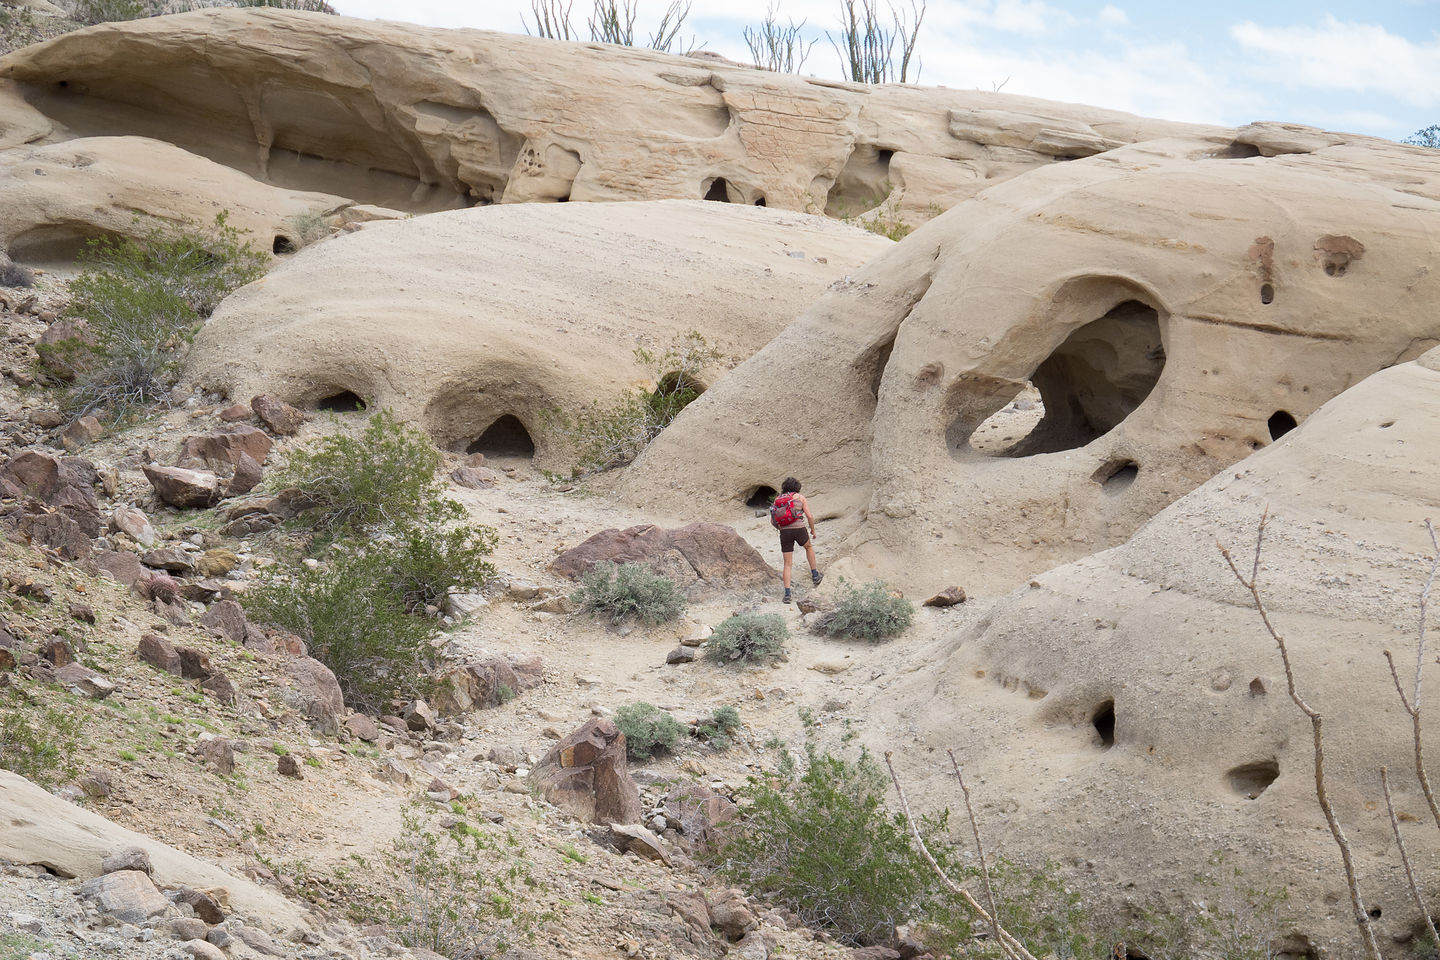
{"left": 883, "top": 752, "right": 1039, "bottom": 960}
{"left": 1220, "top": 513, "right": 1383, "bottom": 960}
{"left": 947, "top": 750, "right": 1006, "bottom": 955}
{"left": 1382, "top": 767, "right": 1440, "bottom": 949}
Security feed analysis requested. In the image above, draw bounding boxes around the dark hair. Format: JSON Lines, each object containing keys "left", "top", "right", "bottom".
{"left": 781, "top": 477, "right": 801, "bottom": 494}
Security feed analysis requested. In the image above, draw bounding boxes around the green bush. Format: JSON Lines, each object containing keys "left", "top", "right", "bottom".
{"left": 270, "top": 409, "right": 445, "bottom": 535}
{"left": 67, "top": 0, "right": 148, "bottom": 23}
{"left": 714, "top": 742, "right": 962, "bottom": 947}
{"left": 0, "top": 704, "right": 84, "bottom": 786}
{"left": 244, "top": 544, "right": 433, "bottom": 711}
{"left": 705, "top": 612, "right": 788, "bottom": 666}
{"left": 572, "top": 561, "right": 686, "bottom": 626}
{"left": 694, "top": 705, "right": 742, "bottom": 750}
{"left": 55, "top": 213, "right": 265, "bottom": 415}
{"left": 545, "top": 331, "right": 721, "bottom": 472}
{"left": 814, "top": 579, "right": 914, "bottom": 641}
{"left": 387, "top": 517, "right": 498, "bottom": 612}
{"left": 614, "top": 702, "right": 687, "bottom": 762}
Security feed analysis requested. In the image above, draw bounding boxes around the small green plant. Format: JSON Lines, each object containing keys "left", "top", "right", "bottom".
{"left": 544, "top": 331, "right": 722, "bottom": 472}
{"left": 497, "top": 682, "right": 517, "bottom": 704}
{"left": 560, "top": 844, "right": 587, "bottom": 864}
{"left": 279, "top": 208, "right": 332, "bottom": 250}
{"left": 714, "top": 740, "right": 961, "bottom": 947}
{"left": 614, "top": 702, "right": 687, "bottom": 762}
{"left": 271, "top": 743, "right": 290, "bottom": 756}
{"left": 814, "top": 579, "right": 914, "bottom": 641}
{"left": 52, "top": 213, "right": 265, "bottom": 416}
{"left": 572, "top": 561, "right": 686, "bottom": 626}
{"left": 270, "top": 409, "right": 446, "bottom": 535}
{"left": 0, "top": 931, "right": 48, "bottom": 959}
{"left": 0, "top": 704, "right": 84, "bottom": 786}
{"left": 118, "top": 749, "right": 138, "bottom": 761}
{"left": 705, "top": 612, "right": 788, "bottom": 666}
{"left": 694, "top": 705, "right": 742, "bottom": 750}
{"left": 386, "top": 517, "right": 498, "bottom": 612}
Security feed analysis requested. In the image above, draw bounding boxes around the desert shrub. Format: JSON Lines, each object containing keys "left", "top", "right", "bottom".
{"left": 0, "top": 703, "right": 84, "bottom": 786}
{"left": 270, "top": 409, "right": 445, "bottom": 534}
{"left": 386, "top": 518, "right": 498, "bottom": 612}
{"left": 66, "top": 0, "right": 148, "bottom": 22}
{"left": 694, "top": 705, "right": 742, "bottom": 750}
{"left": 545, "top": 331, "right": 722, "bottom": 472}
{"left": 572, "top": 561, "right": 686, "bottom": 625}
{"left": 57, "top": 213, "right": 265, "bottom": 415}
{"left": 614, "top": 702, "right": 687, "bottom": 761}
{"left": 233, "top": 0, "right": 336, "bottom": 11}
{"left": 705, "top": 612, "right": 788, "bottom": 665}
{"left": 714, "top": 742, "right": 962, "bottom": 947}
{"left": 0, "top": 259, "right": 33, "bottom": 288}
{"left": 245, "top": 543, "right": 433, "bottom": 711}
{"left": 814, "top": 579, "right": 913, "bottom": 641}
{"left": 1404, "top": 124, "right": 1440, "bottom": 149}
{"left": 370, "top": 805, "right": 537, "bottom": 958}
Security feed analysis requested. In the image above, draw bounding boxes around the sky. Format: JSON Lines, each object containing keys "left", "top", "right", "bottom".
{"left": 323, "top": 0, "right": 1439, "bottom": 142}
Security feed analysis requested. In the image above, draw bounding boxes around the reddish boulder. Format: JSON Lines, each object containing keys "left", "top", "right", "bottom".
{"left": 432, "top": 655, "right": 545, "bottom": 714}
{"left": 0, "top": 451, "right": 101, "bottom": 536}
{"left": 137, "top": 632, "right": 181, "bottom": 675}
{"left": 534, "top": 718, "right": 642, "bottom": 825}
{"left": 251, "top": 395, "right": 304, "bottom": 435}
{"left": 142, "top": 464, "right": 222, "bottom": 509}
{"left": 551, "top": 523, "right": 778, "bottom": 594}
{"left": 280, "top": 657, "right": 345, "bottom": 730}
{"left": 200, "top": 600, "right": 248, "bottom": 644}
{"left": 95, "top": 550, "right": 144, "bottom": 586}
{"left": 177, "top": 424, "right": 272, "bottom": 476}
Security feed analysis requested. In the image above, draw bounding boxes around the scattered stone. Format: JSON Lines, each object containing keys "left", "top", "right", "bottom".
{"left": 38, "top": 637, "right": 74, "bottom": 667}
{"left": 142, "top": 546, "right": 197, "bottom": 574}
{"left": 68, "top": 601, "right": 96, "bottom": 624}
{"left": 402, "top": 699, "right": 437, "bottom": 732}
{"left": 708, "top": 888, "right": 758, "bottom": 941}
{"left": 610, "top": 823, "right": 671, "bottom": 864}
{"left": 375, "top": 758, "right": 409, "bottom": 786}
{"left": 180, "top": 938, "right": 226, "bottom": 960}
{"left": 177, "top": 424, "right": 272, "bottom": 474}
{"left": 102, "top": 846, "right": 153, "bottom": 875}
{"left": 433, "top": 656, "right": 544, "bottom": 713}
{"left": 506, "top": 579, "right": 541, "bottom": 601}
{"left": 487, "top": 745, "right": 523, "bottom": 772}
{"left": 79, "top": 870, "right": 170, "bottom": 923}
{"left": 168, "top": 918, "right": 208, "bottom": 940}
{"left": 218, "top": 402, "right": 252, "bottom": 422}
{"left": 232, "top": 924, "right": 284, "bottom": 956}
{"left": 849, "top": 948, "right": 901, "bottom": 960}
{"left": 195, "top": 738, "right": 235, "bottom": 776}
{"left": 667, "top": 892, "right": 712, "bottom": 938}
{"left": 534, "top": 718, "right": 642, "bottom": 826}
{"left": 922, "top": 586, "right": 967, "bottom": 607}
{"left": 175, "top": 887, "right": 226, "bottom": 924}
{"left": 138, "top": 632, "right": 182, "bottom": 674}
{"left": 109, "top": 506, "right": 158, "bottom": 547}
{"left": 0, "top": 648, "right": 15, "bottom": 672}
{"left": 178, "top": 646, "right": 213, "bottom": 680}
{"left": 60, "top": 415, "right": 103, "bottom": 449}
{"left": 79, "top": 768, "right": 113, "bottom": 799}
{"left": 202, "top": 671, "right": 238, "bottom": 705}
{"left": 200, "top": 599, "right": 248, "bottom": 644}
{"left": 29, "top": 408, "right": 65, "bottom": 429}
{"left": 197, "top": 549, "right": 240, "bottom": 577}
{"left": 443, "top": 592, "right": 488, "bottom": 620}
{"left": 251, "top": 394, "right": 305, "bottom": 435}
{"left": 663, "top": 782, "right": 737, "bottom": 848}
{"left": 666, "top": 647, "right": 695, "bottom": 664}
{"left": 279, "top": 657, "right": 346, "bottom": 732}
{"left": 56, "top": 662, "right": 116, "bottom": 699}
{"left": 451, "top": 465, "right": 501, "bottom": 488}
{"left": 143, "top": 464, "right": 222, "bottom": 509}
{"left": 96, "top": 549, "right": 144, "bottom": 586}
{"left": 277, "top": 753, "right": 302, "bottom": 779}
{"left": 343, "top": 714, "right": 379, "bottom": 741}
{"left": 810, "top": 659, "right": 852, "bottom": 675}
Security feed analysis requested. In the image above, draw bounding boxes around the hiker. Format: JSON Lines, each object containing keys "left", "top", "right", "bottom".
{"left": 770, "top": 477, "right": 822, "bottom": 604}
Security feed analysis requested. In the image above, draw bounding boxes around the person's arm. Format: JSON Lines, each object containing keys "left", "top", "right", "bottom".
{"left": 803, "top": 496, "right": 816, "bottom": 537}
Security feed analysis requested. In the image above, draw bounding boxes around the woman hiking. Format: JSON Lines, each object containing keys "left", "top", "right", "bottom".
{"left": 770, "top": 477, "right": 822, "bottom": 604}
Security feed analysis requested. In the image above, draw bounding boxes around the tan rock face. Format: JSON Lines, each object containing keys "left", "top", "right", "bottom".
{"left": 185, "top": 199, "right": 889, "bottom": 466}
{"left": 0, "top": 9, "right": 1212, "bottom": 224}
{"left": 623, "top": 131, "right": 1440, "bottom": 593}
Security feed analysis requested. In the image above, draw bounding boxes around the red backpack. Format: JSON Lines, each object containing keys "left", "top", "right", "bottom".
{"left": 769, "top": 493, "right": 803, "bottom": 528}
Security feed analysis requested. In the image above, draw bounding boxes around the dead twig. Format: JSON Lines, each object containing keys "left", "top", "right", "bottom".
{"left": 1381, "top": 767, "right": 1439, "bottom": 949}
{"left": 948, "top": 749, "right": 1006, "bottom": 953}
{"left": 883, "top": 751, "right": 1038, "bottom": 960}
{"left": 1383, "top": 519, "right": 1440, "bottom": 832}
{"left": 1219, "top": 509, "right": 1383, "bottom": 960}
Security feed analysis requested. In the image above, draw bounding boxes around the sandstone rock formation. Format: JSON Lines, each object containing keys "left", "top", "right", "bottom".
{"left": 185, "top": 199, "right": 888, "bottom": 465}
{"left": 623, "top": 127, "right": 1440, "bottom": 593}
{"left": 0, "top": 8, "right": 1212, "bottom": 235}
{"left": 552, "top": 522, "right": 778, "bottom": 595}
{"left": 877, "top": 347, "right": 1440, "bottom": 953}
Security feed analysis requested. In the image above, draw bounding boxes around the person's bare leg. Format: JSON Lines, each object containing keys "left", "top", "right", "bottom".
{"left": 803, "top": 541, "right": 817, "bottom": 573}
{"left": 782, "top": 551, "right": 794, "bottom": 591}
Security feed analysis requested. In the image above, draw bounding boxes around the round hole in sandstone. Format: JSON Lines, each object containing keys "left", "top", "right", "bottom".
{"left": 745, "top": 485, "right": 777, "bottom": 510}
{"left": 1268, "top": 410, "right": 1297, "bottom": 441}
{"left": 1249, "top": 677, "right": 1266, "bottom": 696}
{"left": 703, "top": 177, "right": 732, "bottom": 202}
{"left": 1226, "top": 759, "right": 1279, "bottom": 799}
{"left": 754, "top": 196, "right": 766, "bottom": 207}
{"left": 1092, "top": 700, "right": 1115, "bottom": 749}
{"left": 964, "top": 299, "right": 1165, "bottom": 458}
{"left": 1368, "top": 906, "right": 1382, "bottom": 920}
{"left": 316, "top": 391, "right": 366, "bottom": 412}
{"left": 1260, "top": 283, "right": 1275, "bottom": 304}
{"left": 272, "top": 235, "right": 297, "bottom": 255}
{"left": 466, "top": 415, "right": 535, "bottom": 459}
{"left": 1093, "top": 458, "right": 1139, "bottom": 493}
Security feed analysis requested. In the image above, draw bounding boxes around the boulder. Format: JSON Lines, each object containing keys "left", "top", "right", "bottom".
{"left": 250, "top": 394, "right": 304, "bottom": 435}
{"left": 609, "top": 823, "right": 670, "bottom": 865}
{"left": 277, "top": 754, "right": 302, "bottom": 779}
{"left": 137, "top": 632, "right": 182, "bottom": 675}
{"left": 923, "top": 586, "right": 966, "bottom": 607}
{"left": 95, "top": 550, "right": 144, "bottom": 586}
{"left": 217, "top": 402, "right": 251, "bottom": 422}
{"left": 534, "top": 718, "right": 641, "bottom": 826}
{"left": 175, "top": 888, "right": 225, "bottom": 924}
{"left": 343, "top": 714, "right": 379, "bottom": 742}
{"left": 177, "top": 646, "right": 212, "bottom": 680}
{"left": 707, "top": 888, "right": 758, "bottom": 941}
{"left": 196, "top": 549, "right": 239, "bottom": 577}
{"left": 450, "top": 465, "right": 500, "bottom": 488}
{"left": 194, "top": 737, "right": 234, "bottom": 775}
{"left": 432, "top": 655, "right": 544, "bottom": 714}
{"left": 227, "top": 453, "right": 263, "bottom": 495}
{"left": 177, "top": 424, "right": 272, "bottom": 474}
{"left": 55, "top": 662, "right": 116, "bottom": 699}
{"left": 143, "top": 465, "right": 222, "bottom": 509}
{"left": 79, "top": 870, "right": 170, "bottom": 923}
{"left": 201, "top": 671, "right": 238, "bottom": 705}
{"left": 60, "top": 415, "right": 103, "bottom": 449}
{"left": 0, "top": 451, "right": 100, "bottom": 534}
{"left": 663, "top": 783, "right": 738, "bottom": 849}
{"left": 17, "top": 506, "right": 92, "bottom": 560}
{"left": 101, "top": 847, "right": 152, "bottom": 875}
{"left": 39, "top": 637, "right": 73, "bottom": 667}
{"left": 199, "top": 599, "right": 247, "bottom": 644}
{"left": 109, "top": 506, "right": 156, "bottom": 547}
{"left": 141, "top": 546, "right": 197, "bottom": 574}
{"left": 551, "top": 523, "right": 778, "bottom": 594}
{"left": 402, "top": 699, "right": 436, "bottom": 732}
{"left": 279, "top": 657, "right": 345, "bottom": 730}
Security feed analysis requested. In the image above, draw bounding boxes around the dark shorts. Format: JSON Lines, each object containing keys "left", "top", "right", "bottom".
{"left": 779, "top": 526, "right": 810, "bottom": 554}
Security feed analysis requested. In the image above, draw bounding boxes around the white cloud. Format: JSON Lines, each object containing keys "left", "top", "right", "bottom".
{"left": 1231, "top": 15, "right": 1440, "bottom": 108}
{"left": 1097, "top": 5, "right": 1128, "bottom": 27}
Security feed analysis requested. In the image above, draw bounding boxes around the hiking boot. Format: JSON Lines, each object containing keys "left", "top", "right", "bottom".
{"left": 783, "top": 588, "right": 792, "bottom": 604}
{"left": 811, "top": 570, "right": 824, "bottom": 587}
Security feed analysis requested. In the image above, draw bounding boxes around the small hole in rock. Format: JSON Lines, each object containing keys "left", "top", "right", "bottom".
{"left": 1092, "top": 700, "right": 1115, "bottom": 749}
{"left": 1368, "top": 906, "right": 1382, "bottom": 920}
{"left": 1093, "top": 459, "right": 1139, "bottom": 492}
{"left": 745, "top": 485, "right": 777, "bottom": 510}
{"left": 1380, "top": 420, "right": 1395, "bottom": 429}
{"left": 1260, "top": 283, "right": 1275, "bottom": 304}
{"left": 272, "top": 235, "right": 296, "bottom": 255}
{"left": 1249, "top": 677, "right": 1266, "bottom": 696}
{"left": 1226, "top": 759, "right": 1279, "bottom": 799}
{"left": 466, "top": 415, "right": 535, "bottom": 459}
{"left": 317, "top": 391, "right": 365, "bottom": 412}
{"left": 1268, "top": 410, "right": 1297, "bottom": 441}
{"left": 704, "top": 177, "right": 731, "bottom": 202}
{"left": 754, "top": 196, "right": 766, "bottom": 207}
